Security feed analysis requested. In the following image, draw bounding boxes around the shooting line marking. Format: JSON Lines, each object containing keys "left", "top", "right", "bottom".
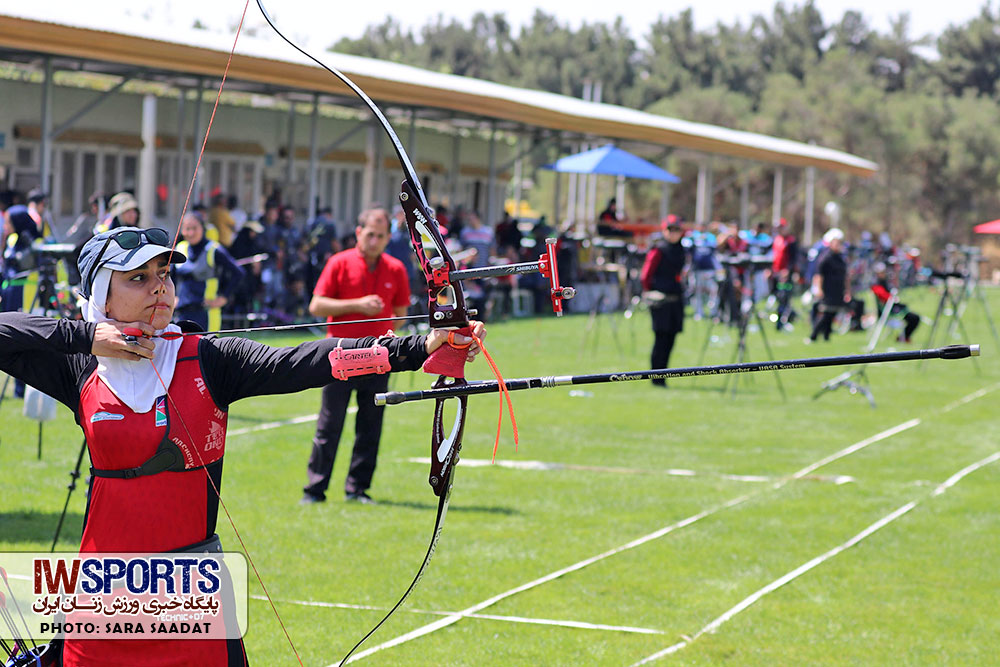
{"left": 331, "top": 495, "right": 752, "bottom": 665}
{"left": 939, "top": 381, "right": 1000, "bottom": 413}
{"left": 405, "top": 457, "right": 854, "bottom": 485}
{"left": 330, "top": 417, "right": 922, "bottom": 665}
{"left": 630, "top": 449, "right": 1000, "bottom": 664}
{"left": 227, "top": 407, "right": 354, "bottom": 438}
{"left": 250, "top": 595, "right": 663, "bottom": 635}
{"left": 228, "top": 414, "right": 318, "bottom": 437}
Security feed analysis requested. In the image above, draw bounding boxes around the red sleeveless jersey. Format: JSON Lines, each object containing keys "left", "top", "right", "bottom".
{"left": 66, "top": 335, "right": 237, "bottom": 667}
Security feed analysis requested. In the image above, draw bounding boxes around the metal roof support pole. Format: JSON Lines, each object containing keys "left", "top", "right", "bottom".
{"left": 616, "top": 175, "right": 626, "bottom": 219}
{"left": 553, "top": 138, "right": 562, "bottom": 227}
{"left": 138, "top": 94, "right": 157, "bottom": 226}
{"left": 660, "top": 181, "right": 670, "bottom": 221}
{"left": 190, "top": 78, "right": 204, "bottom": 203}
{"left": 306, "top": 93, "right": 319, "bottom": 222}
{"left": 285, "top": 102, "right": 296, "bottom": 198}
{"left": 173, "top": 89, "right": 186, "bottom": 223}
{"left": 587, "top": 166, "right": 597, "bottom": 220}
{"left": 497, "top": 133, "right": 547, "bottom": 173}
{"left": 486, "top": 120, "right": 497, "bottom": 223}
{"left": 587, "top": 80, "right": 602, "bottom": 223}
{"left": 695, "top": 159, "right": 712, "bottom": 223}
{"left": 512, "top": 143, "right": 522, "bottom": 217}
{"left": 449, "top": 130, "right": 460, "bottom": 208}
{"left": 39, "top": 57, "right": 53, "bottom": 196}
{"left": 373, "top": 117, "right": 385, "bottom": 205}
{"left": 804, "top": 165, "right": 816, "bottom": 246}
{"left": 576, "top": 141, "right": 584, "bottom": 234}
{"left": 579, "top": 80, "right": 593, "bottom": 232}
{"left": 567, "top": 153, "right": 578, "bottom": 234}
{"left": 362, "top": 118, "right": 377, "bottom": 207}
{"left": 575, "top": 140, "right": 587, "bottom": 232}
{"left": 408, "top": 107, "right": 418, "bottom": 163}
{"left": 740, "top": 171, "right": 750, "bottom": 228}
{"left": 771, "top": 166, "right": 784, "bottom": 228}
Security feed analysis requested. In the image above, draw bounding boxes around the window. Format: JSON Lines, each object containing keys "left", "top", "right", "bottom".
{"left": 59, "top": 150, "right": 76, "bottom": 217}
{"left": 337, "top": 169, "right": 349, "bottom": 222}
{"left": 155, "top": 155, "right": 172, "bottom": 218}
{"left": 103, "top": 154, "right": 117, "bottom": 194}
{"left": 122, "top": 155, "right": 137, "bottom": 192}
{"left": 82, "top": 152, "right": 97, "bottom": 203}
{"left": 16, "top": 146, "right": 34, "bottom": 168}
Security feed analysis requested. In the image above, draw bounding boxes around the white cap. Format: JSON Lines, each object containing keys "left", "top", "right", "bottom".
{"left": 823, "top": 228, "right": 845, "bottom": 244}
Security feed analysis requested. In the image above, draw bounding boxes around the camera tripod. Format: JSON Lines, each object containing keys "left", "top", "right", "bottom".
{"left": 697, "top": 264, "right": 786, "bottom": 399}
{"left": 0, "top": 250, "right": 91, "bottom": 547}
{"left": 813, "top": 289, "right": 901, "bottom": 408}
{"left": 0, "top": 248, "right": 81, "bottom": 439}
{"left": 51, "top": 437, "right": 89, "bottom": 550}
{"left": 918, "top": 270, "right": 990, "bottom": 372}
{"left": 812, "top": 308, "right": 885, "bottom": 409}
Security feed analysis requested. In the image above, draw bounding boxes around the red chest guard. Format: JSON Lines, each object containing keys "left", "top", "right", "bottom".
{"left": 77, "top": 335, "right": 229, "bottom": 553}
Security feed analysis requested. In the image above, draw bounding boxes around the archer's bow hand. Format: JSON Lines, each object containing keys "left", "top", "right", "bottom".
{"left": 93, "top": 320, "right": 156, "bottom": 361}
{"left": 424, "top": 320, "right": 486, "bottom": 376}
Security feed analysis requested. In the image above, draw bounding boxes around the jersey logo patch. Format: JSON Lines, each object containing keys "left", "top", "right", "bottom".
{"left": 90, "top": 411, "right": 124, "bottom": 423}
{"left": 155, "top": 395, "right": 168, "bottom": 428}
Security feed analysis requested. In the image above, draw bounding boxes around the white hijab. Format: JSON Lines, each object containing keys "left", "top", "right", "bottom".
{"left": 82, "top": 266, "right": 184, "bottom": 413}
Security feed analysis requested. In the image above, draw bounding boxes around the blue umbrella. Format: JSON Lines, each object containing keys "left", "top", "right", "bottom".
{"left": 543, "top": 144, "right": 680, "bottom": 182}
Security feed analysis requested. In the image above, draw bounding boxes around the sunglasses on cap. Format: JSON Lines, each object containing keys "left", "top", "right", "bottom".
{"left": 84, "top": 228, "right": 173, "bottom": 295}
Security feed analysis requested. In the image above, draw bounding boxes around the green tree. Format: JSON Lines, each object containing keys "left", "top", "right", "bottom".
{"left": 750, "top": 0, "right": 827, "bottom": 81}
{"left": 935, "top": 4, "right": 1000, "bottom": 96}
{"left": 331, "top": 17, "right": 418, "bottom": 63}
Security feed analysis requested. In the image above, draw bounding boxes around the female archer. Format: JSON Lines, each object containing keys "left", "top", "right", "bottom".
{"left": 0, "top": 226, "right": 484, "bottom": 666}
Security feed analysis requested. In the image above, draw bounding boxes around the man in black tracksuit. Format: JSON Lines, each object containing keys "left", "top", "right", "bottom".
{"left": 809, "top": 228, "right": 849, "bottom": 342}
{"left": 640, "top": 219, "right": 688, "bottom": 386}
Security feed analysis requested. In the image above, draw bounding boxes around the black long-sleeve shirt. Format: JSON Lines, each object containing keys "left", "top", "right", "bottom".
{"left": 0, "top": 312, "right": 428, "bottom": 418}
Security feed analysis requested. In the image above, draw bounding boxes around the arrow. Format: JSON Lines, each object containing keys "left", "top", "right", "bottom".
{"left": 376, "top": 345, "right": 981, "bottom": 405}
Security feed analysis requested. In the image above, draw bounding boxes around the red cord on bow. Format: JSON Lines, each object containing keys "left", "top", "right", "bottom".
{"left": 471, "top": 330, "right": 519, "bottom": 462}
{"left": 422, "top": 327, "right": 518, "bottom": 461}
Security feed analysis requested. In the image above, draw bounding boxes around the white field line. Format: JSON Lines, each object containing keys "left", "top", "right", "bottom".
{"left": 250, "top": 594, "right": 663, "bottom": 635}
{"left": 227, "top": 406, "right": 354, "bottom": 438}
{"left": 228, "top": 414, "right": 318, "bottom": 437}
{"left": 226, "top": 405, "right": 358, "bottom": 437}
{"left": 405, "top": 457, "right": 854, "bottom": 485}
{"left": 332, "top": 419, "right": 919, "bottom": 665}
{"left": 334, "top": 495, "right": 753, "bottom": 665}
{"left": 631, "top": 449, "right": 1000, "bottom": 664}
{"left": 940, "top": 381, "right": 1000, "bottom": 413}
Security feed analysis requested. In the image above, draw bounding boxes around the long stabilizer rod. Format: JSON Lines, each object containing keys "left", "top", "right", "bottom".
{"left": 376, "top": 344, "right": 980, "bottom": 406}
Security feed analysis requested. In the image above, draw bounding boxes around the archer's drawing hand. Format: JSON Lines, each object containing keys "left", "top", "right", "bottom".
{"left": 93, "top": 320, "right": 156, "bottom": 361}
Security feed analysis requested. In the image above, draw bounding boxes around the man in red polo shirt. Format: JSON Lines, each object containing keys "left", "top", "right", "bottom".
{"left": 302, "top": 205, "right": 411, "bottom": 504}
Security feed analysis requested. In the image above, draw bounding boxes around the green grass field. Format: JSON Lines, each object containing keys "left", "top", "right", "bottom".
{"left": 3, "top": 284, "right": 999, "bottom": 666}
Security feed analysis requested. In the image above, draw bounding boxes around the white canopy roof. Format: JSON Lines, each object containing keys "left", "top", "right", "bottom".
{"left": 0, "top": 8, "right": 877, "bottom": 176}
